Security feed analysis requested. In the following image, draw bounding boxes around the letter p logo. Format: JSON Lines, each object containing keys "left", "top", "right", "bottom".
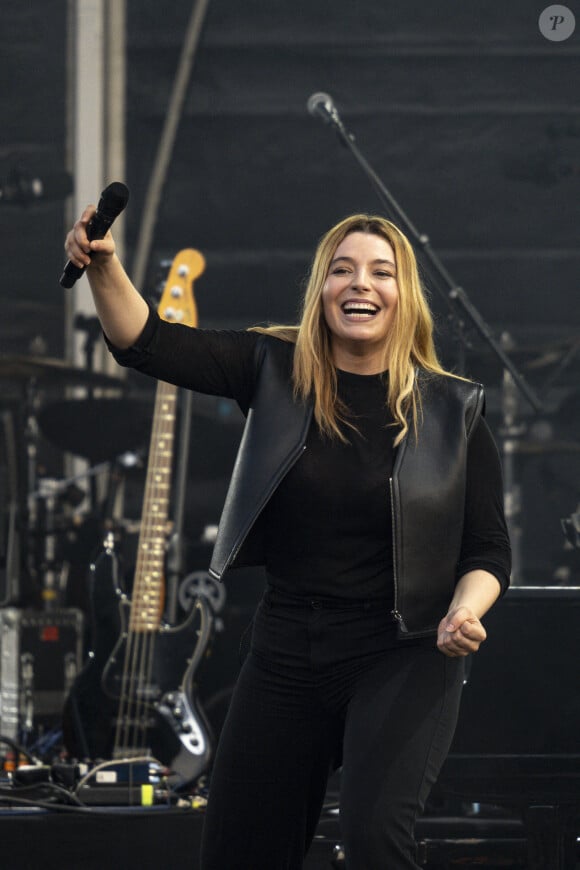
{"left": 539, "top": 5, "right": 576, "bottom": 41}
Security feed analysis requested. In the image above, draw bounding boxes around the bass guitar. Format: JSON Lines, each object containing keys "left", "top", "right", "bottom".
{"left": 63, "top": 249, "right": 213, "bottom": 785}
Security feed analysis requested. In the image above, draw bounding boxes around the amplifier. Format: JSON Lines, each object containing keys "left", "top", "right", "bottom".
{"left": 0, "top": 607, "right": 83, "bottom": 742}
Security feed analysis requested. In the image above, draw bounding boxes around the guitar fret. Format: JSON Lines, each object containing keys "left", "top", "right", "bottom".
{"left": 140, "top": 528, "right": 167, "bottom": 537}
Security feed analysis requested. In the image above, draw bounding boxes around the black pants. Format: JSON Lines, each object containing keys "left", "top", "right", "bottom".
{"left": 200, "top": 588, "right": 465, "bottom": 870}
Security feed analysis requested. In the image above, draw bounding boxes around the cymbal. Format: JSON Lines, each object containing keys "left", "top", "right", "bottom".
{"left": 38, "top": 394, "right": 243, "bottom": 470}
{"left": 38, "top": 398, "right": 152, "bottom": 462}
{"left": 126, "top": 384, "right": 244, "bottom": 427}
{"left": 0, "top": 353, "right": 121, "bottom": 388}
{"left": 448, "top": 332, "right": 580, "bottom": 382}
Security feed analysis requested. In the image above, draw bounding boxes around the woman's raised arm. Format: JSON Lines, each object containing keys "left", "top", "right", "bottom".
{"left": 64, "top": 204, "right": 149, "bottom": 349}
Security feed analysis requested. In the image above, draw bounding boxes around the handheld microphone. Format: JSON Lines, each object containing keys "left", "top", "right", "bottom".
{"left": 60, "top": 181, "right": 129, "bottom": 288}
{"left": 306, "top": 92, "right": 346, "bottom": 133}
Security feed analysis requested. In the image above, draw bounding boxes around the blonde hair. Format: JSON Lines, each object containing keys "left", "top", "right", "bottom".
{"left": 251, "top": 214, "right": 450, "bottom": 444}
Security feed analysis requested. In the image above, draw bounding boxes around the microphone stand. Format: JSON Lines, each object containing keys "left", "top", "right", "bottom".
{"left": 314, "top": 101, "right": 545, "bottom": 585}
{"left": 322, "top": 111, "right": 543, "bottom": 415}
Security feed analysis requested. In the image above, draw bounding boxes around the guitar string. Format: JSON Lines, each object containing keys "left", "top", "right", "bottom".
{"left": 114, "top": 383, "right": 177, "bottom": 759}
{"left": 139, "top": 388, "right": 176, "bottom": 751}
{"left": 116, "top": 394, "right": 166, "bottom": 756}
{"left": 130, "top": 385, "right": 174, "bottom": 755}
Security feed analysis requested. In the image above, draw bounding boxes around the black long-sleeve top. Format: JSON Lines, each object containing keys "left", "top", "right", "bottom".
{"left": 108, "top": 306, "right": 511, "bottom": 604}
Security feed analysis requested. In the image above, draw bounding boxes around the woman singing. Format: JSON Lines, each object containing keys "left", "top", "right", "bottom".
{"left": 65, "top": 210, "right": 510, "bottom": 869}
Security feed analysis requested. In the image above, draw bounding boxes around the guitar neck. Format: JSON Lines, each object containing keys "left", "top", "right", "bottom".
{"left": 128, "top": 248, "right": 205, "bottom": 634}
{"left": 130, "top": 379, "right": 178, "bottom": 632}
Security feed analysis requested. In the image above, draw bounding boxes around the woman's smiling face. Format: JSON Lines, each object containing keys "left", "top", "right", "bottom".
{"left": 321, "top": 231, "right": 399, "bottom": 373}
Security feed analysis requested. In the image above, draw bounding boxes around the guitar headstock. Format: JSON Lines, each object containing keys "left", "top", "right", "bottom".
{"left": 157, "top": 249, "right": 205, "bottom": 328}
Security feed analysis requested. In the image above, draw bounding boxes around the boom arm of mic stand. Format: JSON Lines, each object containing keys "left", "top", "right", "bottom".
{"left": 331, "top": 122, "right": 544, "bottom": 414}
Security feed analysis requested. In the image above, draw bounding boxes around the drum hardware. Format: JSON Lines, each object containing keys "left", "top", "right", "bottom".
{"left": 36, "top": 392, "right": 242, "bottom": 468}
{"left": 20, "top": 652, "right": 34, "bottom": 738}
{"left": 26, "top": 458, "right": 132, "bottom": 610}
{"left": 73, "top": 313, "right": 105, "bottom": 376}
{"left": 505, "top": 407, "right": 580, "bottom": 455}
{"left": 538, "top": 333, "right": 580, "bottom": 396}
{"left": 0, "top": 409, "right": 22, "bottom": 606}
{"left": 509, "top": 439, "right": 580, "bottom": 455}
{"left": 0, "top": 352, "right": 122, "bottom": 389}
{"left": 28, "top": 477, "right": 85, "bottom": 609}
{"left": 499, "top": 335, "right": 526, "bottom": 587}
{"left": 461, "top": 329, "right": 580, "bottom": 385}
{"left": 561, "top": 504, "right": 580, "bottom": 550}
{"left": 30, "top": 378, "right": 238, "bottom": 612}
{"left": 178, "top": 569, "right": 226, "bottom": 617}
{"left": 37, "top": 397, "right": 152, "bottom": 464}
{"left": 0, "top": 350, "right": 123, "bottom": 600}
{"left": 331, "top": 844, "right": 346, "bottom": 868}
{"left": 496, "top": 330, "right": 580, "bottom": 586}
{"left": 177, "top": 527, "right": 225, "bottom": 617}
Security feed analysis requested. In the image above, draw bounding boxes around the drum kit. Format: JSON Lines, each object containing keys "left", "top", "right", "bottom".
{"left": 0, "top": 352, "right": 124, "bottom": 608}
{"left": 0, "top": 345, "right": 243, "bottom": 618}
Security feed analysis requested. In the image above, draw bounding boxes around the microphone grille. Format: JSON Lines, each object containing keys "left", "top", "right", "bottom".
{"left": 307, "top": 92, "right": 332, "bottom": 116}
{"left": 99, "top": 181, "right": 130, "bottom": 217}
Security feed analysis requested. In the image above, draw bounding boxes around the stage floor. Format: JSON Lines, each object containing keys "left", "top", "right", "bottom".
{"left": 0, "top": 801, "right": 574, "bottom": 870}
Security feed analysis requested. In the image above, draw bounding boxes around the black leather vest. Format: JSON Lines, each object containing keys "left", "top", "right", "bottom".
{"left": 209, "top": 336, "right": 484, "bottom": 638}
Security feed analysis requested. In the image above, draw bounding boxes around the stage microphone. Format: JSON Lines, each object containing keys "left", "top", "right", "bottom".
{"left": 306, "top": 92, "right": 347, "bottom": 133}
{"left": 60, "top": 181, "right": 129, "bottom": 289}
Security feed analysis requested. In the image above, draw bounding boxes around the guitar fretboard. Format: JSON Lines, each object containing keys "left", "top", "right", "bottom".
{"left": 130, "top": 380, "right": 177, "bottom": 632}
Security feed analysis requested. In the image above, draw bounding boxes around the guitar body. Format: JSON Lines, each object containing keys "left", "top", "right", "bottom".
{"left": 63, "top": 541, "right": 213, "bottom": 783}
{"left": 62, "top": 541, "right": 123, "bottom": 760}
